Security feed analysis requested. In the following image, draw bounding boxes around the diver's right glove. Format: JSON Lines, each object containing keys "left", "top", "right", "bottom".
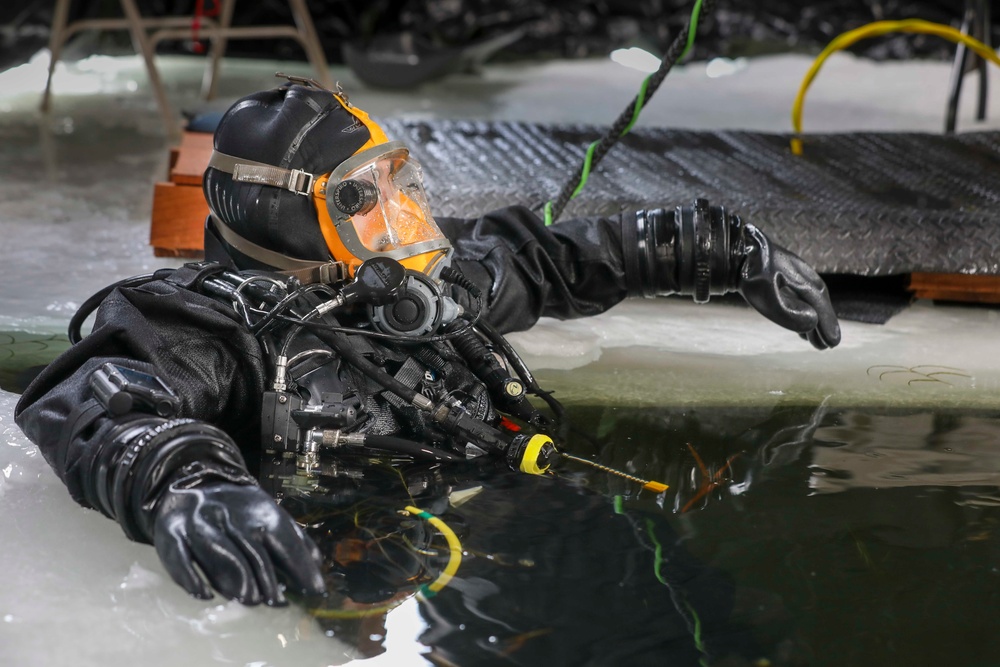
{"left": 622, "top": 197, "right": 840, "bottom": 349}
{"left": 90, "top": 417, "right": 326, "bottom": 605}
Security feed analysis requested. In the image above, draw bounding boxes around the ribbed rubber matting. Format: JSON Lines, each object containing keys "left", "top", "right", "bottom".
{"left": 383, "top": 119, "right": 1000, "bottom": 276}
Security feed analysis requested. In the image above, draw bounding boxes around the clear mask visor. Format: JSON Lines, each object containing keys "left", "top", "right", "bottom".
{"left": 334, "top": 149, "right": 444, "bottom": 254}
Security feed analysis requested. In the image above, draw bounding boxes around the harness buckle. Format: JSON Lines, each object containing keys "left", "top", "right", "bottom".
{"left": 289, "top": 169, "right": 314, "bottom": 196}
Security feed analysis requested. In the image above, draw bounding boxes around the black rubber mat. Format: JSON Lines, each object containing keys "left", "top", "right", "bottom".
{"left": 382, "top": 119, "right": 1000, "bottom": 277}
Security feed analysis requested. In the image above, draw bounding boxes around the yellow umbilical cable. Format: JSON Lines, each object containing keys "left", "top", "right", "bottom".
{"left": 309, "top": 600, "right": 405, "bottom": 619}
{"left": 405, "top": 505, "right": 463, "bottom": 598}
{"left": 791, "top": 19, "right": 1000, "bottom": 155}
{"left": 308, "top": 505, "right": 464, "bottom": 619}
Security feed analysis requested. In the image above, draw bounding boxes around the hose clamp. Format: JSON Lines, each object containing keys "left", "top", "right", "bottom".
{"left": 692, "top": 198, "right": 712, "bottom": 303}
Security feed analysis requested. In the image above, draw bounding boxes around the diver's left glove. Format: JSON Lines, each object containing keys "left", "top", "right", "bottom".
{"left": 623, "top": 197, "right": 840, "bottom": 350}
{"left": 737, "top": 223, "right": 840, "bottom": 350}
{"left": 91, "top": 417, "right": 326, "bottom": 605}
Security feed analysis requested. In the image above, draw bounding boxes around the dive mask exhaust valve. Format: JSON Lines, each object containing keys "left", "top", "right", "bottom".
{"left": 339, "top": 256, "right": 407, "bottom": 306}
{"left": 335, "top": 257, "right": 462, "bottom": 338}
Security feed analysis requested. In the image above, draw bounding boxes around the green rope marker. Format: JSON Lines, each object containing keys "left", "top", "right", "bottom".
{"left": 646, "top": 518, "right": 708, "bottom": 666}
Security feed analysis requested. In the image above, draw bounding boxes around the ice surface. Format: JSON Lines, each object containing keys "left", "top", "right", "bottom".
{"left": 507, "top": 297, "right": 1000, "bottom": 408}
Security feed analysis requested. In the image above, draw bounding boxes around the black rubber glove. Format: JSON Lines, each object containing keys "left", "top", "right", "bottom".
{"left": 737, "top": 225, "right": 841, "bottom": 350}
{"left": 152, "top": 477, "right": 326, "bottom": 605}
{"left": 91, "top": 418, "right": 326, "bottom": 606}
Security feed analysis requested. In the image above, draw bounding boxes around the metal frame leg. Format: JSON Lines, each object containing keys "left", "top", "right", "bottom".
{"left": 288, "top": 0, "right": 333, "bottom": 89}
{"left": 40, "top": 0, "right": 328, "bottom": 133}
{"left": 974, "top": 0, "right": 990, "bottom": 121}
{"left": 945, "top": 0, "right": 990, "bottom": 133}
{"left": 40, "top": 0, "right": 72, "bottom": 112}
{"left": 119, "top": 0, "right": 180, "bottom": 138}
{"left": 201, "top": 0, "right": 236, "bottom": 100}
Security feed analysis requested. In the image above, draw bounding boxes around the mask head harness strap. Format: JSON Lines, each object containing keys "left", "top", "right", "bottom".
{"left": 206, "top": 149, "right": 345, "bottom": 284}
{"left": 208, "top": 151, "right": 315, "bottom": 197}
{"left": 207, "top": 214, "right": 346, "bottom": 285}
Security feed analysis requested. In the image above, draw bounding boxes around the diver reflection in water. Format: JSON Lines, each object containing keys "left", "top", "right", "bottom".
{"left": 14, "top": 77, "right": 839, "bottom": 616}
{"left": 284, "top": 460, "right": 765, "bottom": 666}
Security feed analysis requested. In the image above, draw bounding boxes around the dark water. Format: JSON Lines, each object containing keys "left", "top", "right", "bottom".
{"left": 5, "top": 335, "right": 1000, "bottom": 666}
{"left": 292, "top": 402, "right": 1000, "bottom": 667}
{"left": 0, "top": 332, "right": 70, "bottom": 394}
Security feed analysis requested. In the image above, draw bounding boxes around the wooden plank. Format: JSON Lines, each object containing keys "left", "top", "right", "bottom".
{"left": 149, "top": 182, "right": 207, "bottom": 257}
{"left": 910, "top": 272, "right": 1000, "bottom": 303}
{"left": 911, "top": 289, "right": 1000, "bottom": 304}
{"left": 169, "top": 131, "right": 214, "bottom": 186}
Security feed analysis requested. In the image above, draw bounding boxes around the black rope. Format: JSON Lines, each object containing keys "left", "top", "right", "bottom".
{"left": 546, "top": 0, "right": 715, "bottom": 224}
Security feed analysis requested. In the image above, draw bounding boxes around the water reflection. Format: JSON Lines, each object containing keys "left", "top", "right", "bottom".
{"left": 288, "top": 462, "right": 768, "bottom": 666}
{"left": 288, "top": 404, "right": 1000, "bottom": 665}
{"left": 811, "top": 410, "right": 1000, "bottom": 494}
{"left": 569, "top": 403, "right": 1000, "bottom": 666}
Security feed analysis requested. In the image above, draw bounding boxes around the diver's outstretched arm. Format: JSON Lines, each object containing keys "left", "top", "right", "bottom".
{"left": 438, "top": 199, "right": 840, "bottom": 349}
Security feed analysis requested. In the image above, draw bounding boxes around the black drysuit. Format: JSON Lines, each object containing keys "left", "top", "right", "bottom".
{"left": 14, "top": 208, "right": 630, "bottom": 515}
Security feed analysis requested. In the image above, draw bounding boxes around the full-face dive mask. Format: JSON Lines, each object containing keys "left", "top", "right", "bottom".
{"left": 316, "top": 141, "right": 450, "bottom": 276}
{"left": 203, "top": 81, "right": 452, "bottom": 281}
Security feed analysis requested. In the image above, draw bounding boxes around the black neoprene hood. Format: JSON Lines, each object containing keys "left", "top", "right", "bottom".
{"left": 203, "top": 84, "right": 375, "bottom": 267}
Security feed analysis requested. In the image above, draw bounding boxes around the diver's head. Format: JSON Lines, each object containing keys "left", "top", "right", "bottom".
{"left": 203, "top": 79, "right": 451, "bottom": 278}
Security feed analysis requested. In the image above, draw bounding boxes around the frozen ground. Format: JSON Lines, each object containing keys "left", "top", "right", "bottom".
{"left": 2, "top": 46, "right": 1000, "bottom": 666}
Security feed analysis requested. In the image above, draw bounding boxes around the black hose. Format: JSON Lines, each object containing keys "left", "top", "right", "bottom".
{"left": 439, "top": 265, "right": 482, "bottom": 298}
{"left": 475, "top": 320, "right": 566, "bottom": 426}
{"left": 251, "top": 283, "right": 336, "bottom": 337}
{"left": 68, "top": 273, "right": 164, "bottom": 344}
{"left": 272, "top": 289, "right": 484, "bottom": 346}
{"left": 447, "top": 322, "right": 542, "bottom": 424}
{"left": 273, "top": 263, "right": 485, "bottom": 346}
{"left": 364, "top": 435, "right": 462, "bottom": 462}
{"left": 301, "top": 321, "right": 423, "bottom": 407}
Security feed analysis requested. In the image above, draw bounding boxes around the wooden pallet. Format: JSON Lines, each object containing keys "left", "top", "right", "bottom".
{"left": 149, "top": 131, "right": 212, "bottom": 257}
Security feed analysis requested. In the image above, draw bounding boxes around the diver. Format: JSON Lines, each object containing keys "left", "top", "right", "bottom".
{"left": 14, "top": 78, "right": 841, "bottom": 607}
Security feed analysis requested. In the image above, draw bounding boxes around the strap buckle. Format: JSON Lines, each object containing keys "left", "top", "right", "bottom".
{"left": 289, "top": 169, "right": 314, "bottom": 196}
